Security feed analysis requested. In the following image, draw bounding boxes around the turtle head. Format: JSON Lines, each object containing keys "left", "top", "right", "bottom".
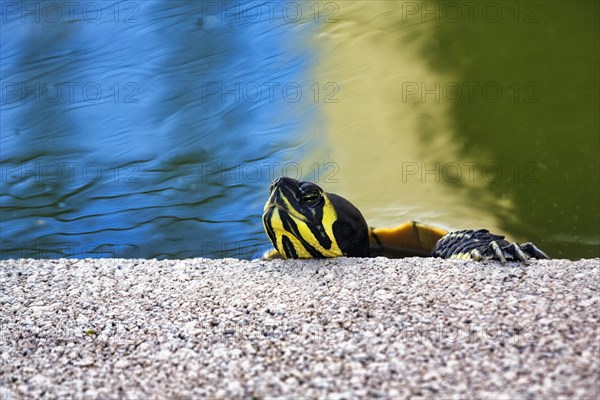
{"left": 262, "top": 177, "right": 369, "bottom": 259}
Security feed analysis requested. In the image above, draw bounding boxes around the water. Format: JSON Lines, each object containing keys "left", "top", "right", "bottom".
{"left": 1, "top": 1, "right": 598, "bottom": 260}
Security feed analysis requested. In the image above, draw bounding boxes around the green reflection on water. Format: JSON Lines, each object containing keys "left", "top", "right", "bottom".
{"left": 427, "top": 0, "right": 599, "bottom": 259}
{"left": 309, "top": 1, "right": 599, "bottom": 259}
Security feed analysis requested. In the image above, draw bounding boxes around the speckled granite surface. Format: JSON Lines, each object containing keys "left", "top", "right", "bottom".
{"left": 1, "top": 257, "right": 598, "bottom": 399}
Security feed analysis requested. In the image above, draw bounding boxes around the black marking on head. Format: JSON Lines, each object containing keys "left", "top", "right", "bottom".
{"left": 307, "top": 219, "right": 332, "bottom": 250}
{"left": 279, "top": 211, "right": 325, "bottom": 258}
{"left": 333, "top": 220, "right": 369, "bottom": 257}
{"left": 262, "top": 208, "right": 277, "bottom": 249}
{"left": 328, "top": 193, "right": 369, "bottom": 257}
{"left": 282, "top": 236, "right": 297, "bottom": 259}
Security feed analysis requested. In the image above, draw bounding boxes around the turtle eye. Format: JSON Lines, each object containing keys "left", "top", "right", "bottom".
{"left": 302, "top": 191, "right": 321, "bottom": 206}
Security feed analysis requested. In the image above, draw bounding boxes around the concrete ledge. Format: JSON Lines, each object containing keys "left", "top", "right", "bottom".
{"left": 1, "top": 257, "right": 598, "bottom": 398}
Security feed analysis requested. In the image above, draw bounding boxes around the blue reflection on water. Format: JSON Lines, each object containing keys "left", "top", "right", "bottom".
{"left": 1, "top": 1, "right": 317, "bottom": 259}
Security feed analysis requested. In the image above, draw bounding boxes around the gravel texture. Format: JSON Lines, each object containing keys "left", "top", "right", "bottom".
{"left": 1, "top": 257, "right": 599, "bottom": 399}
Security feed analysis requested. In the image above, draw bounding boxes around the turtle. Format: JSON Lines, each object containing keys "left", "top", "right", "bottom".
{"left": 261, "top": 177, "right": 549, "bottom": 263}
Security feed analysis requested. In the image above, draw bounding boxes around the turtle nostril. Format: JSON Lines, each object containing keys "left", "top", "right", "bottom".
{"left": 269, "top": 177, "right": 283, "bottom": 192}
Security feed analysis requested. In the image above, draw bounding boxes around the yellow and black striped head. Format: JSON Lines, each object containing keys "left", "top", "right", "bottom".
{"left": 262, "top": 177, "right": 369, "bottom": 259}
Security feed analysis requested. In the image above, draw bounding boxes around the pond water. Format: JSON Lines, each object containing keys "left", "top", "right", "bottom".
{"left": 1, "top": 1, "right": 598, "bottom": 260}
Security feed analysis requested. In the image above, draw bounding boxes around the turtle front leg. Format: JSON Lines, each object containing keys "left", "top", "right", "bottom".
{"left": 432, "top": 229, "right": 550, "bottom": 264}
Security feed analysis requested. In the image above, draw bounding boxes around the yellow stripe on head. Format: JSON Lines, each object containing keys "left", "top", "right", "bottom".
{"left": 266, "top": 208, "right": 313, "bottom": 259}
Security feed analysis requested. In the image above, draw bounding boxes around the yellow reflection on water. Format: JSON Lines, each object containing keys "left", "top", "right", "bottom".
{"left": 308, "top": 1, "right": 506, "bottom": 234}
